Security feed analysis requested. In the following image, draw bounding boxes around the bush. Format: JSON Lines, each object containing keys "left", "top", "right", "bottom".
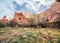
{"left": 38, "top": 23, "right": 47, "bottom": 28}
{"left": 45, "top": 21, "right": 60, "bottom": 28}
{"left": 8, "top": 20, "right": 19, "bottom": 27}
{"left": 29, "top": 24, "right": 37, "bottom": 27}
{"left": 52, "top": 21, "right": 60, "bottom": 28}
{"left": 0, "top": 23, "right": 7, "bottom": 28}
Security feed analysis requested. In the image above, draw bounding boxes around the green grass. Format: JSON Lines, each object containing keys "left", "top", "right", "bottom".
{"left": 0, "top": 27, "right": 60, "bottom": 43}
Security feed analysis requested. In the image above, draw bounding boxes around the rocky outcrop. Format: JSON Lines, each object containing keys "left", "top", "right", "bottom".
{"left": 38, "top": 2, "right": 60, "bottom": 28}
{"left": 23, "top": 12, "right": 33, "bottom": 18}
{"left": 39, "top": 2, "right": 60, "bottom": 24}
{"left": 47, "top": 2, "right": 60, "bottom": 23}
{"left": 13, "top": 12, "right": 34, "bottom": 26}
{"left": 38, "top": 12, "right": 48, "bottom": 24}
{"left": 1, "top": 16, "right": 9, "bottom": 23}
{"left": 13, "top": 12, "right": 25, "bottom": 24}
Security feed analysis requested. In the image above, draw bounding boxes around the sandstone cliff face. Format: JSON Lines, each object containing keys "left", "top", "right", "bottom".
{"left": 39, "top": 2, "right": 60, "bottom": 24}
{"left": 38, "top": 12, "right": 48, "bottom": 24}
{"left": 14, "top": 12, "right": 25, "bottom": 24}
{"left": 13, "top": 12, "right": 34, "bottom": 26}
{"left": 47, "top": 2, "right": 60, "bottom": 23}
{"left": 23, "top": 12, "right": 33, "bottom": 18}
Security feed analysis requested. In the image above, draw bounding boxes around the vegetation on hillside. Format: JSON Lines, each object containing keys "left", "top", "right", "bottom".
{"left": 0, "top": 27, "right": 60, "bottom": 43}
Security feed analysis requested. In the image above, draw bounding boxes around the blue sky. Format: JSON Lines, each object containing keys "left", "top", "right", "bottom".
{"left": 0, "top": 0, "right": 55, "bottom": 19}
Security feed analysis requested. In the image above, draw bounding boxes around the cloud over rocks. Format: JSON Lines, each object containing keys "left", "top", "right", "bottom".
{"left": 0, "top": 0, "right": 55, "bottom": 19}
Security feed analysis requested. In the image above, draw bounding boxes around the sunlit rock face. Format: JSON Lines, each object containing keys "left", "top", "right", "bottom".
{"left": 38, "top": 1, "right": 60, "bottom": 26}
{"left": 47, "top": 2, "right": 60, "bottom": 23}
{"left": 38, "top": 12, "right": 48, "bottom": 24}
{"left": 13, "top": 12, "right": 34, "bottom": 26}
{"left": 23, "top": 12, "right": 33, "bottom": 18}
{"left": 13, "top": 12, "right": 25, "bottom": 24}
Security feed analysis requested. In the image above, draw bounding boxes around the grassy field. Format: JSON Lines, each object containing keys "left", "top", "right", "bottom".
{"left": 0, "top": 27, "right": 60, "bottom": 43}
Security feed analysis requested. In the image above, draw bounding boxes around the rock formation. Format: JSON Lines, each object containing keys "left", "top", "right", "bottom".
{"left": 39, "top": 1, "right": 60, "bottom": 23}
{"left": 38, "top": 1, "right": 60, "bottom": 28}
{"left": 13, "top": 12, "right": 34, "bottom": 26}
{"left": 47, "top": 2, "right": 60, "bottom": 23}
{"left": 1, "top": 16, "right": 9, "bottom": 23}
{"left": 38, "top": 11, "right": 48, "bottom": 24}
{"left": 13, "top": 12, "right": 25, "bottom": 24}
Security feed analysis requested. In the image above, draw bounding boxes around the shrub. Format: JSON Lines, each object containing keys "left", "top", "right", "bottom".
{"left": 0, "top": 23, "right": 7, "bottom": 28}
{"left": 45, "top": 21, "right": 60, "bottom": 28}
{"left": 38, "top": 23, "right": 47, "bottom": 28}
{"left": 29, "top": 18, "right": 38, "bottom": 27}
{"left": 8, "top": 20, "right": 19, "bottom": 27}
{"left": 57, "top": 37, "right": 60, "bottom": 43}
{"left": 52, "top": 21, "right": 60, "bottom": 28}
{"left": 29, "top": 24, "right": 37, "bottom": 27}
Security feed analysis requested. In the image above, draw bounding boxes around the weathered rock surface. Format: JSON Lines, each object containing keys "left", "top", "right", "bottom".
{"left": 47, "top": 2, "right": 60, "bottom": 23}
{"left": 39, "top": 2, "right": 60, "bottom": 24}
{"left": 13, "top": 12, "right": 34, "bottom": 26}
{"left": 38, "top": 2, "right": 60, "bottom": 28}
{"left": 0, "top": 16, "right": 9, "bottom": 23}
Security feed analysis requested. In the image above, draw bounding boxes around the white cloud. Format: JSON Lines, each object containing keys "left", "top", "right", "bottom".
{"left": 0, "top": 0, "right": 15, "bottom": 19}
{"left": 0, "top": 0, "right": 55, "bottom": 19}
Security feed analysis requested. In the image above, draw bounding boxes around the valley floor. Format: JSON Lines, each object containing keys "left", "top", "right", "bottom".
{"left": 0, "top": 27, "right": 60, "bottom": 43}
